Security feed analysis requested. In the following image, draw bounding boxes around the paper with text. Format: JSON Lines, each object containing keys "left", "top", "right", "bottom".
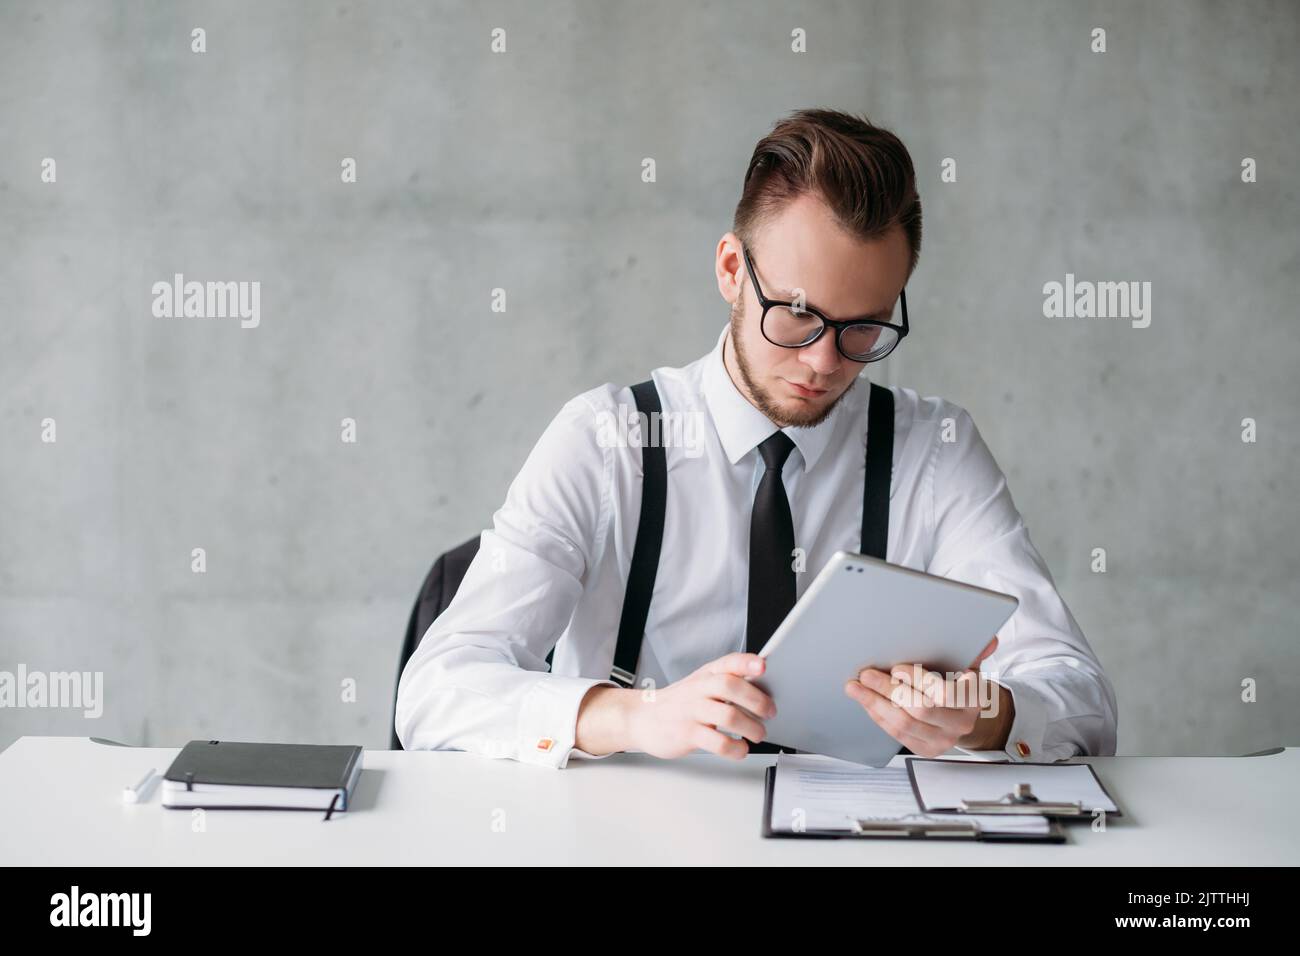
{"left": 771, "top": 753, "right": 1050, "bottom": 834}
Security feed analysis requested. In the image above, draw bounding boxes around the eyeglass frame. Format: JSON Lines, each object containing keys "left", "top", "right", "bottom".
{"left": 740, "top": 244, "right": 909, "bottom": 363}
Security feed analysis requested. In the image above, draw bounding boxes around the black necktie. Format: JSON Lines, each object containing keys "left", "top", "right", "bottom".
{"left": 746, "top": 431, "right": 797, "bottom": 654}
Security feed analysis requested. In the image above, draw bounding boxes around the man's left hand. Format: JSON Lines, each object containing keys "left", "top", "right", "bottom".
{"left": 844, "top": 636, "right": 1012, "bottom": 756}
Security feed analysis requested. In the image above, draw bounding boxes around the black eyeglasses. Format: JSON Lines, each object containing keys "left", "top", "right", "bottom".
{"left": 741, "top": 245, "right": 909, "bottom": 363}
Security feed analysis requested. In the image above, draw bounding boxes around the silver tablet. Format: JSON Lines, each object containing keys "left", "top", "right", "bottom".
{"left": 751, "top": 551, "right": 1019, "bottom": 767}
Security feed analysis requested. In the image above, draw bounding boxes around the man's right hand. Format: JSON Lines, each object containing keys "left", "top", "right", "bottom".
{"left": 576, "top": 652, "right": 777, "bottom": 760}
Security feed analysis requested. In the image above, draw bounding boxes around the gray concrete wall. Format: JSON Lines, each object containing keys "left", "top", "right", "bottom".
{"left": 2, "top": 0, "right": 1296, "bottom": 755}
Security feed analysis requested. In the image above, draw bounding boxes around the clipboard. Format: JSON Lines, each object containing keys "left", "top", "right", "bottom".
{"left": 761, "top": 766, "right": 1067, "bottom": 842}
{"left": 905, "top": 757, "right": 1125, "bottom": 821}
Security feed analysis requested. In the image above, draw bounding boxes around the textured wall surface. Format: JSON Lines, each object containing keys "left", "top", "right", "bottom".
{"left": 2, "top": 0, "right": 1296, "bottom": 755}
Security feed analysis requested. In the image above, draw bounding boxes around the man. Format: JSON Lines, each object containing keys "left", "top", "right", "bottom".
{"left": 396, "top": 108, "right": 1117, "bottom": 768}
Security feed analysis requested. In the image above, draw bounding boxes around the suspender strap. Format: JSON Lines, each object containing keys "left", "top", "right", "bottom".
{"left": 609, "top": 380, "right": 667, "bottom": 687}
{"left": 860, "top": 383, "right": 894, "bottom": 560}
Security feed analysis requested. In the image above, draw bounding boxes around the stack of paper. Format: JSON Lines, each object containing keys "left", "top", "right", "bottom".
{"left": 769, "top": 753, "right": 1052, "bottom": 835}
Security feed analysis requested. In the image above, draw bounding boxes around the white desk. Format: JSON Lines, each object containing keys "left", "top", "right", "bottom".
{"left": 1, "top": 737, "right": 1296, "bottom": 865}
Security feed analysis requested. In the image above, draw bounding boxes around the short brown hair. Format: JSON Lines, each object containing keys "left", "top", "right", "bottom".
{"left": 733, "top": 108, "right": 922, "bottom": 276}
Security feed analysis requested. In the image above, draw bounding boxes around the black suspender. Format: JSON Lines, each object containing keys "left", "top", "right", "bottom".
{"left": 599, "top": 379, "right": 894, "bottom": 688}
{"left": 609, "top": 381, "right": 668, "bottom": 687}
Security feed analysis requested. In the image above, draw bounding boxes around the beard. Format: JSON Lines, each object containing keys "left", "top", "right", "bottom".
{"left": 728, "top": 297, "right": 857, "bottom": 429}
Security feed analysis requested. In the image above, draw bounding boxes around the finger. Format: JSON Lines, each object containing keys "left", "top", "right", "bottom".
{"left": 692, "top": 725, "right": 749, "bottom": 760}
{"left": 846, "top": 679, "right": 901, "bottom": 712}
{"left": 855, "top": 668, "right": 895, "bottom": 699}
{"left": 899, "top": 699, "right": 979, "bottom": 735}
{"left": 876, "top": 672, "right": 979, "bottom": 731}
{"left": 890, "top": 664, "right": 948, "bottom": 706}
{"left": 877, "top": 701, "right": 953, "bottom": 751}
{"left": 704, "top": 652, "right": 765, "bottom": 679}
{"left": 707, "top": 673, "right": 777, "bottom": 718}
{"left": 846, "top": 681, "right": 953, "bottom": 749}
{"left": 698, "top": 701, "right": 766, "bottom": 744}
{"left": 891, "top": 669, "right": 984, "bottom": 731}
{"left": 913, "top": 669, "right": 992, "bottom": 714}
{"left": 889, "top": 662, "right": 928, "bottom": 693}
{"left": 884, "top": 679, "right": 930, "bottom": 710}
{"left": 857, "top": 671, "right": 962, "bottom": 725}
{"left": 854, "top": 679, "right": 950, "bottom": 731}
{"left": 970, "top": 635, "right": 999, "bottom": 668}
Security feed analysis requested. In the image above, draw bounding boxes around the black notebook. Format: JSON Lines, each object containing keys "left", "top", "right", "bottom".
{"left": 161, "top": 740, "right": 364, "bottom": 812}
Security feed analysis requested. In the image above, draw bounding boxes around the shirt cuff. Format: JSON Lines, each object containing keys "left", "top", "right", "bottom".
{"left": 957, "top": 676, "right": 1079, "bottom": 762}
{"left": 515, "top": 676, "right": 619, "bottom": 769}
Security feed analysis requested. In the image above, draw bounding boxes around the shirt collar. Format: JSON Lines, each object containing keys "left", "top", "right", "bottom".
{"left": 700, "top": 325, "right": 843, "bottom": 472}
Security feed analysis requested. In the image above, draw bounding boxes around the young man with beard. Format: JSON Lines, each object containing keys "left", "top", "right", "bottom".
{"left": 396, "top": 108, "right": 1117, "bottom": 768}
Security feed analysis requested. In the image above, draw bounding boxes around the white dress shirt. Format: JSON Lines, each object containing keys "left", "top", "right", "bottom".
{"left": 396, "top": 326, "right": 1118, "bottom": 768}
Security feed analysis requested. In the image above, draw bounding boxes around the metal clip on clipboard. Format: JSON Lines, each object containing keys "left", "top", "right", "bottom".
{"left": 850, "top": 813, "right": 982, "bottom": 838}
{"left": 959, "top": 782, "right": 1084, "bottom": 816}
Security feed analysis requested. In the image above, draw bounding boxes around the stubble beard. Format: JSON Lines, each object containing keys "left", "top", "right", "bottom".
{"left": 728, "top": 297, "right": 856, "bottom": 429}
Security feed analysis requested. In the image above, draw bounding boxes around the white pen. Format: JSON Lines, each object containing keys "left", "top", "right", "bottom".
{"left": 122, "top": 768, "right": 156, "bottom": 804}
